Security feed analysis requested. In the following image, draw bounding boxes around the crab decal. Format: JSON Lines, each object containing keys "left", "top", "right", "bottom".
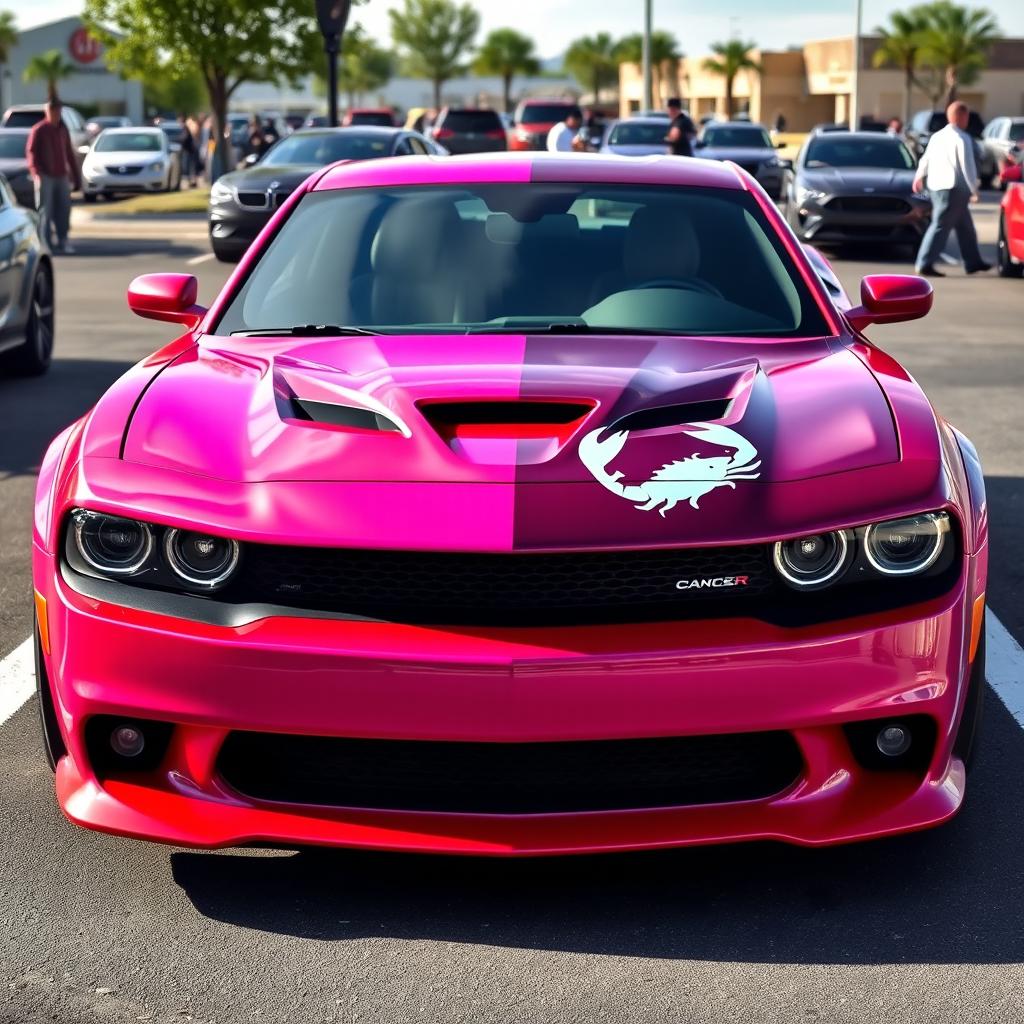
{"left": 578, "top": 422, "right": 762, "bottom": 516}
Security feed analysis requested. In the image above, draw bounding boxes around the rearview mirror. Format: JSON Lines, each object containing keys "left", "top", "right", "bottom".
{"left": 127, "top": 273, "right": 206, "bottom": 328}
{"left": 845, "top": 274, "right": 933, "bottom": 332}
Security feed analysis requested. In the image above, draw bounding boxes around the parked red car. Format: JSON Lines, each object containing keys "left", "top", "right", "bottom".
{"left": 998, "top": 179, "right": 1024, "bottom": 278}
{"left": 343, "top": 108, "right": 395, "bottom": 128}
{"left": 508, "top": 99, "right": 577, "bottom": 151}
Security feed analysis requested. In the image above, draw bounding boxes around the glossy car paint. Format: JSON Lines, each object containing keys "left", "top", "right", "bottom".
{"left": 33, "top": 152, "right": 988, "bottom": 854}
{"left": 999, "top": 182, "right": 1024, "bottom": 275}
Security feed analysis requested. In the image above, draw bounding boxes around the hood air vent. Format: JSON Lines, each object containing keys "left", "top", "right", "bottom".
{"left": 610, "top": 399, "right": 732, "bottom": 434}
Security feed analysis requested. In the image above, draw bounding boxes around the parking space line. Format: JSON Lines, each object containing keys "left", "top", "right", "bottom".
{"left": 986, "top": 610, "right": 1024, "bottom": 728}
{"left": 186, "top": 252, "right": 215, "bottom": 266}
{"left": 0, "top": 637, "right": 34, "bottom": 727}
{"left": 1, "top": 610, "right": 1024, "bottom": 733}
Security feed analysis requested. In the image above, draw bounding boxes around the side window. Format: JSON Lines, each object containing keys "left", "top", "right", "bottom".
{"left": 408, "top": 136, "right": 429, "bottom": 155}
{"left": 393, "top": 137, "right": 414, "bottom": 156}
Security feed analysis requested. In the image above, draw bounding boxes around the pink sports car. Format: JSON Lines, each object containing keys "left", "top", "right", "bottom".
{"left": 32, "top": 153, "right": 987, "bottom": 855}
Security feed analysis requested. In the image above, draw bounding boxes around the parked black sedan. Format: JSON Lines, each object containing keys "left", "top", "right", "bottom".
{"left": 782, "top": 131, "right": 931, "bottom": 251}
{"left": 208, "top": 127, "right": 444, "bottom": 262}
{"left": 0, "top": 175, "right": 54, "bottom": 375}
{"left": 0, "top": 129, "right": 35, "bottom": 208}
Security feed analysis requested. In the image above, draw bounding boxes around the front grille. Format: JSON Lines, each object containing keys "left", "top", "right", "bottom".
{"left": 826, "top": 195, "right": 911, "bottom": 215}
{"left": 235, "top": 190, "right": 268, "bottom": 208}
{"left": 217, "top": 730, "right": 804, "bottom": 813}
{"left": 271, "top": 189, "right": 293, "bottom": 209}
{"left": 224, "top": 544, "right": 773, "bottom": 626}
{"left": 105, "top": 165, "right": 142, "bottom": 175}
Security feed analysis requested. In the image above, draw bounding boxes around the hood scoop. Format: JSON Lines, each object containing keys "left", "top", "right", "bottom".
{"left": 609, "top": 398, "right": 733, "bottom": 435}
{"left": 419, "top": 399, "right": 596, "bottom": 466}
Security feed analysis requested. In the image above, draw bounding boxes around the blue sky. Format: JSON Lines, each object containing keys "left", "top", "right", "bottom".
{"left": 15, "top": 0, "right": 1024, "bottom": 60}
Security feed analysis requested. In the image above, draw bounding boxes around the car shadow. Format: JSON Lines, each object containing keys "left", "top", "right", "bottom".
{"left": 0, "top": 358, "right": 135, "bottom": 478}
{"left": 56, "top": 239, "right": 209, "bottom": 259}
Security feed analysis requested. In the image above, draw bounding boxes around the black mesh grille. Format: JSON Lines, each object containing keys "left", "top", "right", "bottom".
{"left": 224, "top": 544, "right": 773, "bottom": 626}
{"left": 826, "top": 196, "right": 911, "bottom": 214}
{"left": 217, "top": 731, "right": 804, "bottom": 813}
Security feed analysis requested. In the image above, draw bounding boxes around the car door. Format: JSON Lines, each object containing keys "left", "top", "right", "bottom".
{"left": 0, "top": 177, "right": 32, "bottom": 349}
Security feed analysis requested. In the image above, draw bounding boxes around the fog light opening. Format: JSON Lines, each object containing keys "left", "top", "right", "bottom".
{"left": 876, "top": 723, "right": 912, "bottom": 758}
{"left": 110, "top": 724, "right": 146, "bottom": 759}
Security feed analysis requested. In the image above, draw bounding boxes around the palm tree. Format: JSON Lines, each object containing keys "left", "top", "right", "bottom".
{"left": 614, "top": 31, "right": 682, "bottom": 106}
{"left": 919, "top": 1, "right": 1000, "bottom": 106}
{"left": 472, "top": 29, "right": 539, "bottom": 112}
{"left": 564, "top": 33, "right": 618, "bottom": 105}
{"left": 23, "top": 49, "right": 76, "bottom": 101}
{"left": 701, "top": 40, "right": 761, "bottom": 120}
{"left": 0, "top": 11, "right": 17, "bottom": 110}
{"left": 873, "top": 9, "right": 930, "bottom": 127}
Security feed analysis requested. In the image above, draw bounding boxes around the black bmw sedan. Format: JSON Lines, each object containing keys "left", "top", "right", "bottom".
{"left": 782, "top": 131, "right": 931, "bottom": 252}
{"left": 208, "top": 127, "right": 445, "bottom": 262}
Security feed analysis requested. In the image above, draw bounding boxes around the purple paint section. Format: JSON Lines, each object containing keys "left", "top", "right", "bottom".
{"left": 315, "top": 152, "right": 535, "bottom": 192}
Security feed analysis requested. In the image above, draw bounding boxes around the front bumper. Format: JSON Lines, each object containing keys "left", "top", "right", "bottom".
{"left": 36, "top": 540, "right": 976, "bottom": 855}
{"left": 208, "top": 204, "right": 273, "bottom": 253}
{"left": 794, "top": 195, "right": 931, "bottom": 244}
{"left": 84, "top": 169, "right": 166, "bottom": 194}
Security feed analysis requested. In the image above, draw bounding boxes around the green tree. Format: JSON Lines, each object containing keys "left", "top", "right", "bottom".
{"left": 337, "top": 24, "right": 394, "bottom": 106}
{"left": 472, "top": 29, "right": 539, "bottom": 112}
{"left": 144, "top": 64, "right": 206, "bottom": 118}
{"left": 701, "top": 39, "right": 761, "bottom": 120}
{"left": 614, "top": 31, "right": 682, "bottom": 107}
{"left": 84, "top": 0, "right": 321, "bottom": 178}
{"left": 872, "top": 8, "right": 930, "bottom": 126}
{"left": 0, "top": 11, "right": 17, "bottom": 88}
{"left": 389, "top": 0, "right": 480, "bottom": 112}
{"left": 919, "top": 0, "right": 1000, "bottom": 105}
{"left": 563, "top": 33, "right": 618, "bottom": 105}
{"left": 22, "top": 49, "right": 75, "bottom": 101}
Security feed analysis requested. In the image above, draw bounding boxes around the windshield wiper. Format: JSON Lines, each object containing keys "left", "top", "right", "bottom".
{"left": 231, "top": 324, "right": 382, "bottom": 337}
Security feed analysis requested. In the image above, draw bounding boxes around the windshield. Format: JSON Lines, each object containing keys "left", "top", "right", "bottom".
{"left": 348, "top": 111, "right": 393, "bottom": 126}
{"left": 608, "top": 122, "right": 666, "bottom": 146}
{"left": 262, "top": 132, "right": 392, "bottom": 166}
{"left": 215, "top": 183, "right": 829, "bottom": 339}
{"left": 0, "top": 134, "right": 26, "bottom": 158}
{"left": 440, "top": 110, "right": 502, "bottom": 132}
{"left": 516, "top": 104, "right": 573, "bottom": 126}
{"left": 95, "top": 132, "right": 163, "bottom": 152}
{"left": 702, "top": 127, "right": 772, "bottom": 149}
{"left": 805, "top": 137, "right": 914, "bottom": 169}
{"left": 1010, "top": 123, "right": 1024, "bottom": 143}
{"left": 3, "top": 111, "right": 42, "bottom": 128}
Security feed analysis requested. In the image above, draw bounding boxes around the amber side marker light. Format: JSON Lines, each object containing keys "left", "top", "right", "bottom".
{"left": 970, "top": 593, "right": 986, "bottom": 663}
{"left": 34, "top": 590, "right": 50, "bottom": 656}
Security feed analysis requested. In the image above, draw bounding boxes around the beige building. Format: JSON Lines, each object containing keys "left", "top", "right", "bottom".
{"left": 620, "top": 36, "right": 1024, "bottom": 129}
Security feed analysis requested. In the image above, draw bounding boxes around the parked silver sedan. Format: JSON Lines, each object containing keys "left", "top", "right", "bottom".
{"left": 81, "top": 127, "right": 181, "bottom": 202}
{"left": 599, "top": 117, "right": 668, "bottom": 157}
{"left": 694, "top": 122, "right": 786, "bottom": 199}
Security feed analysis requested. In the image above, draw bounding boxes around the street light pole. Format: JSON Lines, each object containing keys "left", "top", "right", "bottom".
{"left": 642, "top": 0, "right": 653, "bottom": 111}
{"left": 850, "top": 0, "right": 862, "bottom": 130}
{"left": 315, "top": 0, "right": 352, "bottom": 128}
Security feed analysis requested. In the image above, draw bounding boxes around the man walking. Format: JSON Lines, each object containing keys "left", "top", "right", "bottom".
{"left": 546, "top": 106, "right": 584, "bottom": 153}
{"left": 913, "top": 101, "right": 991, "bottom": 278}
{"left": 27, "top": 98, "right": 80, "bottom": 254}
{"left": 665, "top": 98, "right": 696, "bottom": 158}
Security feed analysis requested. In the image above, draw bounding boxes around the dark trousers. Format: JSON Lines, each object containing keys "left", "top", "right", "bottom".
{"left": 915, "top": 187, "right": 984, "bottom": 271}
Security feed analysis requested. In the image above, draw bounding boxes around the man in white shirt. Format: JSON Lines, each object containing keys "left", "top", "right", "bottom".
{"left": 547, "top": 107, "right": 583, "bottom": 153}
{"left": 912, "top": 101, "right": 991, "bottom": 277}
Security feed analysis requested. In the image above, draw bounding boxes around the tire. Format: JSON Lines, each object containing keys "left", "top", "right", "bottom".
{"left": 955, "top": 629, "right": 985, "bottom": 773}
{"left": 82, "top": 192, "right": 96, "bottom": 204}
{"left": 211, "top": 241, "right": 240, "bottom": 263}
{"left": 174, "top": 168, "right": 182, "bottom": 192}
{"left": 3, "top": 264, "right": 55, "bottom": 376}
{"left": 35, "top": 622, "right": 66, "bottom": 772}
{"left": 998, "top": 214, "right": 1024, "bottom": 278}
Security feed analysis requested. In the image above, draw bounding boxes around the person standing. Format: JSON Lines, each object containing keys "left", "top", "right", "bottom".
{"left": 665, "top": 98, "right": 696, "bottom": 158}
{"left": 179, "top": 114, "right": 198, "bottom": 187}
{"left": 546, "top": 106, "right": 584, "bottom": 152}
{"left": 913, "top": 101, "right": 991, "bottom": 278}
{"left": 26, "top": 98, "right": 80, "bottom": 254}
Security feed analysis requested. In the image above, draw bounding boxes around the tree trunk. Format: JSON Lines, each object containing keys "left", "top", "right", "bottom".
{"left": 945, "top": 65, "right": 957, "bottom": 107}
{"left": 504, "top": 72, "right": 512, "bottom": 113}
{"left": 593, "top": 70, "right": 600, "bottom": 106}
{"left": 725, "top": 73, "right": 734, "bottom": 120}
{"left": 903, "top": 66, "right": 913, "bottom": 128}
{"left": 204, "top": 71, "right": 230, "bottom": 183}
{"left": 433, "top": 78, "right": 442, "bottom": 113}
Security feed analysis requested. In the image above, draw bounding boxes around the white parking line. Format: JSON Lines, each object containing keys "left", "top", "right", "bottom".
{"left": 2, "top": 610, "right": 1024, "bottom": 732}
{"left": 0, "top": 637, "right": 34, "bottom": 727}
{"left": 186, "top": 252, "right": 215, "bottom": 266}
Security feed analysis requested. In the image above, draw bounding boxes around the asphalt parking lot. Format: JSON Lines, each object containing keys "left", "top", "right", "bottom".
{"left": 1, "top": 197, "right": 1023, "bottom": 1024}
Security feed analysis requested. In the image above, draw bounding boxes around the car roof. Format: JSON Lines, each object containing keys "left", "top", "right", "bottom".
{"left": 612, "top": 116, "right": 669, "bottom": 126}
{"left": 101, "top": 126, "right": 162, "bottom": 133}
{"left": 314, "top": 151, "right": 747, "bottom": 193}
{"left": 292, "top": 126, "right": 402, "bottom": 137}
{"left": 703, "top": 122, "right": 770, "bottom": 131}
{"left": 808, "top": 130, "right": 903, "bottom": 142}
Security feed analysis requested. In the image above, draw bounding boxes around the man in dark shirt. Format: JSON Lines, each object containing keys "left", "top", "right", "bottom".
{"left": 26, "top": 98, "right": 81, "bottom": 253}
{"left": 665, "top": 97, "right": 696, "bottom": 158}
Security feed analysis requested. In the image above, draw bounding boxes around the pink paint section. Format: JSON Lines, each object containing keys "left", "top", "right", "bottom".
{"left": 314, "top": 152, "right": 535, "bottom": 192}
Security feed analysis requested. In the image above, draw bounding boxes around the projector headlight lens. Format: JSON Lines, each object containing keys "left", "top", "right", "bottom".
{"left": 864, "top": 512, "right": 948, "bottom": 575}
{"left": 774, "top": 529, "right": 851, "bottom": 589}
{"left": 164, "top": 529, "right": 240, "bottom": 589}
{"left": 73, "top": 511, "right": 153, "bottom": 575}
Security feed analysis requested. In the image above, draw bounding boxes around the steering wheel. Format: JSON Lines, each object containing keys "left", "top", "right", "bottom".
{"left": 633, "top": 278, "right": 723, "bottom": 298}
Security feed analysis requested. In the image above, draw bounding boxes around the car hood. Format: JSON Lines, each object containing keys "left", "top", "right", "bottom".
{"left": 124, "top": 332, "right": 899, "bottom": 488}
{"left": 221, "top": 164, "right": 324, "bottom": 191}
{"left": 88, "top": 150, "right": 165, "bottom": 164}
{"left": 800, "top": 166, "right": 916, "bottom": 193}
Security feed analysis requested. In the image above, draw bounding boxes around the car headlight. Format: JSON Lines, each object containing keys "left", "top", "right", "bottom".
{"left": 164, "top": 529, "right": 240, "bottom": 590}
{"left": 209, "top": 179, "right": 235, "bottom": 204}
{"left": 72, "top": 510, "right": 154, "bottom": 575}
{"left": 148, "top": 160, "right": 165, "bottom": 172}
{"left": 863, "top": 512, "right": 948, "bottom": 575}
{"left": 773, "top": 530, "right": 852, "bottom": 589}
{"left": 796, "top": 185, "right": 828, "bottom": 205}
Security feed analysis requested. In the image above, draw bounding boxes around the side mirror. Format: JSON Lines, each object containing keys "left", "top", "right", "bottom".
{"left": 77, "top": 143, "right": 90, "bottom": 156}
{"left": 127, "top": 273, "right": 206, "bottom": 329}
{"left": 846, "top": 274, "right": 933, "bottom": 332}
{"left": 242, "top": 152, "right": 260, "bottom": 167}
